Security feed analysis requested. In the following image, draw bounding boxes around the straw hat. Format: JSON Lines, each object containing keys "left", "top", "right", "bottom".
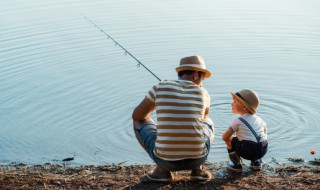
{"left": 176, "top": 55, "right": 211, "bottom": 78}
{"left": 231, "top": 89, "right": 260, "bottom": 114}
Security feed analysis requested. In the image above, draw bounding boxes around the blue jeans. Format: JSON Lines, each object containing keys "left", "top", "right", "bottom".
{"left": 135, "top": 120, "right": 213, "bottom": 171}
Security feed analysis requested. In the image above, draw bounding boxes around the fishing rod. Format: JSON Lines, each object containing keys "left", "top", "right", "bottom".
{"left": 81, "top": 14, "right": 161, "bottom": 81}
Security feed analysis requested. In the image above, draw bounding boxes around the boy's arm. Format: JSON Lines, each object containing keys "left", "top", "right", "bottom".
{"left": 222, "top": 128, "right": 234, "bottom": 141}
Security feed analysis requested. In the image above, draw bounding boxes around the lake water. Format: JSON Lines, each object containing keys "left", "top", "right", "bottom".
{"left": 0, "top": 0, "right": 319, "bottom": 165}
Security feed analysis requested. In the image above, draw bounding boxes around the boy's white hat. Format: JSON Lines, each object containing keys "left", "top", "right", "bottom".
{"left": 231, "top": 89, "right": 260, "bottom": 114}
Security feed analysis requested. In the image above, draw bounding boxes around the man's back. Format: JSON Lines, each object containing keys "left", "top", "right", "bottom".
{"left": 146, "top": 80, "right": 210, "bottom": 161}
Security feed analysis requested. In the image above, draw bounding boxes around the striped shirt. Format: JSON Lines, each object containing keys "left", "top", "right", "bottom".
{"left": 146, "top": 79, "right": 211, "bottom": 161}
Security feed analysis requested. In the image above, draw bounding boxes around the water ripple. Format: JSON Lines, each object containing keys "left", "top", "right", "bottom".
{"left": 0, "top": 0, "right": 319, "bottom": 165}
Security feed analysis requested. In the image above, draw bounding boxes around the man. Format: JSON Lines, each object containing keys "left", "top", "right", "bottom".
{"left": 132, "top": 55, "right": 214, "bottom": 181}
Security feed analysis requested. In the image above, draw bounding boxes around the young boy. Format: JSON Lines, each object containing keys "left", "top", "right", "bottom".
{"left": 222, "top": 89, "right": 268, "bottom": 172}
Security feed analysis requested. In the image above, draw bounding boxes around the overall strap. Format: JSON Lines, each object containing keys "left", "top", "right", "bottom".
{"left": 239, "top": 117, "right": 261, "bottom": 142}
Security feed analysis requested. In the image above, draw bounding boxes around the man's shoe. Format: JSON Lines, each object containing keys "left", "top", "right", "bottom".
{"left": 250, "top": 160, "right": 262, "bottom": 171}
{"left": 227, "top": 162, "right": 242, "bottom": 173}
{"left": 146, "top": 166, "right": 173, "bottom": 182}
{"left": 190, "top": 168, "right": 212, "bottom": 181}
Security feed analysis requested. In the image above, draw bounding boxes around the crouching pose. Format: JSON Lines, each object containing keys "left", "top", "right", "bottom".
{"left": 222, "top": 89, "right": 268, "bottom": 172}
{"left": 132, "top": 56, "right": 214, "bottom": 181}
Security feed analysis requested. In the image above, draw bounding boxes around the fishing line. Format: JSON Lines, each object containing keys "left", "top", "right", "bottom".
{"left": 81, "top": 14, "right": 161, "bottom": 81}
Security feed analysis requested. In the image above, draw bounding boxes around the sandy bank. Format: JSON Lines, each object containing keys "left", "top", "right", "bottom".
{"left": 0, "top": 159, "right": 319, "bottom": 189}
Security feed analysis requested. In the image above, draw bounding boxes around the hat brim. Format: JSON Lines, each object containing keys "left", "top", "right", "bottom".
{"left": 176, "top": 66, "right": 211, "bottom": 78}
{"left": 231, "top": 92, "right": 256, "bottom": 114}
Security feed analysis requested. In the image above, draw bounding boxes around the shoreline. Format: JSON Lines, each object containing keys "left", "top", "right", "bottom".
{"left": 0, "top": 159, "right": 319, "bottom": 189}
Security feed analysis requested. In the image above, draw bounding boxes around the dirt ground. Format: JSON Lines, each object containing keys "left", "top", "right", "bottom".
{"left": 0, "top": 159, "right": 319, "bottom": 190}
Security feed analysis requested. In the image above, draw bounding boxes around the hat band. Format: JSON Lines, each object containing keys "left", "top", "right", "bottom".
{"left": 179, "top": 64, "right": 206, "bottom": 69}
{"left": 236, "top": 92, "right": 247, "bottom": 103}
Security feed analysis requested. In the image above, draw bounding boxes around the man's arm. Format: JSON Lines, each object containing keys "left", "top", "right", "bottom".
{"left": 203, "top": 91, "right": 211, "bottom": 121}
{"left": 204, "top": 107, "right": 210, "bottom": 119}
{"left": 132, "top": 97, "right": 156, "bottom": 121}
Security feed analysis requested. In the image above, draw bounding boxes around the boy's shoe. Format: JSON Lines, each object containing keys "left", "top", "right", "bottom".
{"left": 250, "top": 160, "right": 262, "bottom": 171}
{"left": 190, "top": 168, "right": 212, "bottom": 181}
{"left": 227, "top": 162, "right": 242, "bottom": 173}
{"left": 146, "top": 166, "right": 173, "bottom": 182}
{"left": 228, "top": 150, "right": 240, "bottom": 165}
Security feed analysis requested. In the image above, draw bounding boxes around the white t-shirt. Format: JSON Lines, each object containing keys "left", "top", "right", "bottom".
{"left": 229, "top": 113, "right": 267, "bottom": 142}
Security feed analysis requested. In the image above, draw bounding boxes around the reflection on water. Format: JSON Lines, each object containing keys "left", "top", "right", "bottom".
{"left": 0, "top": 0, "right": 319, "bottom": 165}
